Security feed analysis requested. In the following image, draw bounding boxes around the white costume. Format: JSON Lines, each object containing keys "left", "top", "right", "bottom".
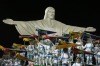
{"left": 52, "top": 49, "right": 60, "bottom": 66}
{"left": 42, "top": 39, "right": 53, "bottom": 66}
{"left": 37, "top": 42, "right": 46, "bottom": 65}
{"left": 75, "top": 39, "right": 84, "bottom": 63}
{"left": 13, "top": 59, "right": 21, "bottom": 66}
{"left": 72, "top": 57, "right": 83, "bottom": 66}
{"left": 96, "top": 52, "right": 100, "bottom": 65}
{"left": 76, "top": 41, "right": 83, "bottom": 50}
{"left": 28, "top": 42, "right": 39, "bottom": 65}
{"left": 84, "top": 43, "right": 94, "bottom": 52}
{"left": 20, "top": 48, "right": 26, "bottom": 57}
{"left": 93, "top": 44, "right": 100, "bottom": 65}
{"left": 42, "top": 39, "right": 52, "bottom": 53}
{"left": 84, "top": 42, "right": 94, "bottom": 65}
{"left": 72, "top": 62, "right": 83, "bottom": 66}
{"left": 60, "top": 52, "right": 69, "bottom": 66}
{"left": 3, "top": 7, "right": 96, "bottom": 36}
{"left": 26, "top": 44, "right": 34, "bottom": 60}
{"left": 68, "top": 38, "right": 74, "bottom": 62}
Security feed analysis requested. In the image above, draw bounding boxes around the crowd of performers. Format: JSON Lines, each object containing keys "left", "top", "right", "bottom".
{"left": 1, "top": 33, "right": 100, "bottom": 66}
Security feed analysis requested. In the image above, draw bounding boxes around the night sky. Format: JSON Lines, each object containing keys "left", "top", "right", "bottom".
{"left": 0, "top": 0, "right": 100, "bottom": 48}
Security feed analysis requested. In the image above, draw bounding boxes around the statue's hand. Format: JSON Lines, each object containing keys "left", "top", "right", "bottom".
{"left": 3, "top": 19, "right": 14, "bottom": 25}
{"left": 85, "top": 27, "right": 96, "bottom": 32}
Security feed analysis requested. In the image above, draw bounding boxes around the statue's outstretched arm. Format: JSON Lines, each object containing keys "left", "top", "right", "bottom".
{"left": 68, "top": 25, "right": 96, "bottom": 32}
{"left": 3, "top": 19, "right": 16, "bottom": 25}
{"left": 63, "top": 25, "right": 96, "bottom": 34}
{"left": 85, "top": 27, "right": 96, "bottom": 32}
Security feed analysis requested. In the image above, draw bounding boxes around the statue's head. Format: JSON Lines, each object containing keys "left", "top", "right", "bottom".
{"left": 44, "top": 6, "right": 55, "bottom": 20}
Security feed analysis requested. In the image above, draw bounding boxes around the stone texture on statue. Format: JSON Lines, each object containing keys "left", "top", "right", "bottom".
{"left": 3, "top": 7, "right": 96, "bottom": 36}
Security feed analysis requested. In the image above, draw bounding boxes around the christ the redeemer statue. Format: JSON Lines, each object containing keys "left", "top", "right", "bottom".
{"left": 3, "top": 7, "right": 96, "bottom": 36}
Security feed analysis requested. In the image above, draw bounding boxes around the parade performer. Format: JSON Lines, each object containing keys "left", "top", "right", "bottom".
{"left": 75, "top": 37, "right": 84, "bottom": 63}
{"left": 26, "top": 39, "right": 34, "bottom": 65}
{"left": 42, "top": 39, "right": 53, "bottom": 66}
{"left": 37, "top": 41, "right": 45, "bottom": 65}
{"left": 83, "top": 38, "right": 94, "bottom": 65}
{"left": 60, "top": 48, "right": 69, "bottom": 66}
{"left": 67, "top": 37, "right": 74, "bottom": 62}
{"left": 52, "top": 43, "right": 61, "bottom": 66}
{"left": 72, "top": 57, "right": 83, "bottom": 66}
{"left": 94, "top": 44, "right": 100, "bottom": 65}
{"left": 96, "top": 50, "right": 100, "bottom": 65}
